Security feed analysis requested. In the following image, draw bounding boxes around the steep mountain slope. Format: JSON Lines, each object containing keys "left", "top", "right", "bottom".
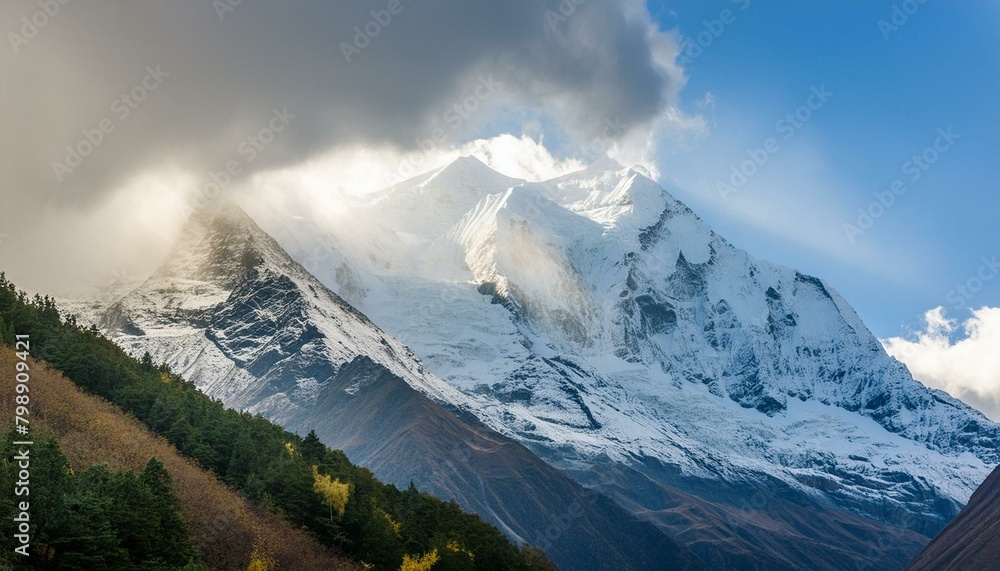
{"left": 906, "top": 464, "right": 1000, "bottom": 571}
{"left": 66, "top": 198, "right": 705, "bottom": 571}
{"left": 0, "top": 347, "right": 352, "bottom": 571}
{"left": 267, "top": 156, "right": 1000, "bottom": 570}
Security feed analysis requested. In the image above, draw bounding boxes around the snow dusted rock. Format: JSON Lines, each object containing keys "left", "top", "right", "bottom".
{"left": 85, "top": 200, "right": 460, "bottom": 420}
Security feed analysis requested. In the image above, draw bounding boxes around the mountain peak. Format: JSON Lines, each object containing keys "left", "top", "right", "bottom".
{"left": 427, "top": 155, "right": 522, "bottom": 188}
{"left": 187, "top": 193, "right": 250, "bottom": 226}
{"left": 586, "top": 153, "right": 626, "bottom": 172}
{"left": 366, "top": 156, "right": 523, "bottom": 239}
{"left": 446, "top": 154, "right": 491, "bottom": 169}
{"left": 155, "top": 197, "right": 280, "bottom": 289}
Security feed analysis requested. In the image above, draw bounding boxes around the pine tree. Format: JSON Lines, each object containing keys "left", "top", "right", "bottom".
{"left": 166, "top": 417, "right": 199, "bottom": 455}
{"left": 140, "top": 351, "right": 155, "bottom": 371}
{"left": 47, "top": 493, "right": 130, "bottom": 570}
{"left": 300, "top": 430, "right": 325, "bottom": 463}
{"left": 140, "top": 457, "right": 192, "bottom": 566}
{"left": 226, "top": 432, "right": 258, "bottom": 485}
{"left": 0, "top": 315, "right": 12, "bottom": 346}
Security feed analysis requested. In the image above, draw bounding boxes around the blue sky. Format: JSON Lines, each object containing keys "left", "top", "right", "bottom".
{"left": 647, "top": 0, "right": 999, "bottom": 339}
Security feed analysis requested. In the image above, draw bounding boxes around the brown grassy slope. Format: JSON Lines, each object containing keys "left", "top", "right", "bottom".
{"left": 0, "top": 347, "right": 355, "bottom": 571}
{"left": 906, "top": 464, "right": 1000, "bottom": 571}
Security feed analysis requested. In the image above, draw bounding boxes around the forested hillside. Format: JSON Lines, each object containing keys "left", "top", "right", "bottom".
{"left": 0, "top": 273, "right": 552, "bottom": 571}
{"left": 0, "top": 347, "right": 354, "bottom": 570}
{"left": 0, "top": 426, "right": 201, "bottom": 570}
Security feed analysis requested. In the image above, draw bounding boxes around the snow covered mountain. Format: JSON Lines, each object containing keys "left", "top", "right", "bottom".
{"left": 62, "top": 197, "right": 704, "bottom": 571}
{"left": 63, "top": 156, "right": 1000, "bottom": 569}
{"left": 258, "top": 156, "right": 1000, "bottom": 569}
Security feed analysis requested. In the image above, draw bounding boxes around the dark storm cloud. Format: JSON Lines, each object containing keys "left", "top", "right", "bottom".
{"left": 0, "top": 0, "right": 680, "bottom": 290}
{"left": 1, "top": 0, "right": 676, "bottom": 204}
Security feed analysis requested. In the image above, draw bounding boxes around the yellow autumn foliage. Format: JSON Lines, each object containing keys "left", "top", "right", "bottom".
{"left": 400, "top": 549, "right": 440, "bottom": 571}
{"left": 284, "top": 441, "right": 295, "bottom": 458}
{"left": 247, "top": 542, "right": 276, "bottom": 571}
{"left": 446, "top": 540, "right": 474, "bottom": 561}
{"left": 384, "top": 510, "right": 402, "bottom": 537}
{"left": 311, "top": 465, "right": 350, "bottom": 517}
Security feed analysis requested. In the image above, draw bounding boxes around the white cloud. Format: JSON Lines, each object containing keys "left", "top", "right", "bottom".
{"left": 882, "top": 306, "right": 1000, "bottom": 421}
{"left": 456, "top": 134, "right": 587, "bottom": 181}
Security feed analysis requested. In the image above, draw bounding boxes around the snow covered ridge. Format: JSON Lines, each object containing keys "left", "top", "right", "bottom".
{"left": 62, "top": 198, "right": 472, "bottom": 424}
{"left": 262, "top": 155, "right": 998, "bottom": 532}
